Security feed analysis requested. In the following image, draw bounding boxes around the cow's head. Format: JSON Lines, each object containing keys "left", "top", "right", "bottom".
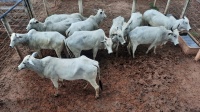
{"left": 18, "top": 52, "right": 38, "bottom": 70}
{"left": 112, "top": 27, "right": 126, "bottom": 45}
{"left": 101, "top": 36, "right": 113, "bottom": 54}
{"left": 167, "top": 29, "right": 179, "bottom": 45}
{"left": 26, "top": 18, "right": 39, "bottom": 31}
{"left": 178, "top": 16, "right": 191, "bottom": 32}
{"left": 9, "top": 33, "right": 22, "bottom": 48}
{"left": 97, "top": 9, "right": 107, "bottom": 19}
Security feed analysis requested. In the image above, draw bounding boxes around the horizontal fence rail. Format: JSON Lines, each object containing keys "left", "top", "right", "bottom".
{"left": 0, "top": 0, "right": 23, "bottom": 19}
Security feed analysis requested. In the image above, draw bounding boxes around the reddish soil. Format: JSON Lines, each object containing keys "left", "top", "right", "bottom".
{"left": 0, "top": 0, "right": 200, "bottom": 111}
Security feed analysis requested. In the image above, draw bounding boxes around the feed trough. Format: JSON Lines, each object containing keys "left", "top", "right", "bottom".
{"left": 178, "top": 33, "right": 200, "bottom": 54}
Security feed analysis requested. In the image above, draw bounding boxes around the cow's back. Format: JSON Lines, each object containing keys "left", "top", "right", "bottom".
{"left": 66, "top": 29, "right": 104, "bottom": 50}
{"left": 28, "top": 31, "right": 64, "bottom": 48}
{"left": 43, "top": 56, "right": 97, "bottom": 80}
{"left": 129, "top": 26, "right": 164, "bottom": 44}
{"left": 69, "top": 18, "right": 96, "bottom": 32}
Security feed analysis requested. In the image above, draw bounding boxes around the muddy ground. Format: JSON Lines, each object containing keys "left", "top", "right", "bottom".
{"left": 0, "top": 0, "right": 200, "bottom": 112}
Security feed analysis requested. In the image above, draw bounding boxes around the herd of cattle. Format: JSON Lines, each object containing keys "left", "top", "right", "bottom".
{"left": 9, "top": 9, "right": 191, "bottom": 99}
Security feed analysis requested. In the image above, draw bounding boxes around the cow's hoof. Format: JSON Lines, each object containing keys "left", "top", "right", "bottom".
{"left": 95, "top": 95, "right": 99, "bottom": 99}
{"left": 54, "top": 94, "right": 60, "bottom": 97}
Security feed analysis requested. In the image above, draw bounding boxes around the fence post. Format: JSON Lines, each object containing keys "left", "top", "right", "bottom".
{"left": 180, "top": 0, "right": 190, "bottom": 18}
{"left": 164, "top": 0, "right": 171, "bottom": 14}
{"left": 23, "top": 0, "right": 32, "bottom": 19}
{"left": 1, "top": 17, "right": 23, "bottom": 61}
{"left": 78, "top": 0, "right": 83, "bottom": 15}
{"left": 131, "top": 0, "right": 136, "bottom": 13}
{"left": 26, "top": 0, "right": 35, "bottom": 18}
{"left": 153, "top": 0, "right": 157, "bottom": 7}
{"left": 43, "top": 0, "right": 49, "bottom": 16}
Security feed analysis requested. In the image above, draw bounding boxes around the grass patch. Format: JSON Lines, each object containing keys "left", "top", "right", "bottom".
{"left": 149, "top": 2, "right": 159, "bottom": 11}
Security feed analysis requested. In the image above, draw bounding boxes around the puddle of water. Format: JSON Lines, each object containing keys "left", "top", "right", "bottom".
{"left": 180, "top": 34, "right": 199, "bottom": 48}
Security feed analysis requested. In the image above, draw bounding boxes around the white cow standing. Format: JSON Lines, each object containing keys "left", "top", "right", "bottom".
{"left": 109, "top": 16, "right": 126, "bottom": 56}
{"left": 143, "top": 9, "right": 191, "bottom": 32}
{"left": 65, "top": 29, "right": 113, "bottom": 59}
{"left": 9, "top": 29, "right": 66, "bottom": 58}
{"left": 128, "top": 26, "right": 179, "bottom": 58}
{"left": 18, "top": 52, "right": 102, "bottom": 99}
{"left": 65, "top": 9, "right": 107, "bottom": 37}
{"left": 26, "top": 18, "right": 81, "bottom": 36}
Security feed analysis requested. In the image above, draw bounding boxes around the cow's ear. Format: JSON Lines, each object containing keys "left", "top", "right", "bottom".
{"left": 28, "top": 59, "right": 35, "bottom": 66}
{"left": 94, "top": 9, "right": 98, "bottom": 13}
{"left": 17, "top": 34, "right": 22, "bottom": 38}
{"left": 112, "top": 36, "right": 116, "bottom": 40}
{"left": 31, "top": 52, "right": 38, "bottom": 58}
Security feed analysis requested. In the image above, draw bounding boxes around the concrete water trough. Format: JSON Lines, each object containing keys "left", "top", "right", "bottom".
{"left": 178, "top": 33, "right": 200, "bottom": 55}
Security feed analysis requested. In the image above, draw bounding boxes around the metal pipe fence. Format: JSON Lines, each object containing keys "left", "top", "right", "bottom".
{"left": 0, "top": 0, "right": 31, "bottom": 72}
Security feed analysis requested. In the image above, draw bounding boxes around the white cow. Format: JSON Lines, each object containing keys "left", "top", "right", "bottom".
{"left": 65, "top": 29, "right": 113, "bottom": 59}
{"left": 65, "top": 9, "right": 107, "bottom": 37}
{"left": 143, "top": 9, "right": 191, "bottom": 31}
{"left": 9, "top": 29, "right": 66, "bottom": 58}
{"left": 44, "top": 13, "right": 87, "bottom": 23}
{"left": 122, "top": 12, "right": 143, "bottom": 39}
{"left": 18, "top": 52, "right": 102, "bottom": 99}
{"left": 26, "top": 18, "right": 81, "bottom": 36}
{"left": 128, "top": 26, "right": 179, "bottom": 58}
{"left": 109, "top": 16, "right": 126, "bottom": 56}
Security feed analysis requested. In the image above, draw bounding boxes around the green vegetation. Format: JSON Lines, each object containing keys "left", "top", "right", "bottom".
{"left": 149, "top": 2, "right": 159, "bottom": 11}
{"left": 190, "top": 31, "right": 200, "bottom": 38}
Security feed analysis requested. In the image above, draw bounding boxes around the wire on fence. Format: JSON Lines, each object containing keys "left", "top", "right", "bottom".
{"left": 0, "top": 0, "right": 30, "bottom": 72}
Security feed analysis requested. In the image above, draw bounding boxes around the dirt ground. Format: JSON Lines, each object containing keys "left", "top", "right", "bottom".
{"left": 0, "top": 0, "right": 200, "bottom": 112}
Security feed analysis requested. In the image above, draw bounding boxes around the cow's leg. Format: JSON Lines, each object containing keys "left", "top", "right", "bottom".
{"left": 55, "top": 48, "right": 62, "bottom": 58}
{"left": 62, "top": 44, "right": 69, "bottom": 58}
{"left": 92, "top": 48, "right": 98, "bottom": 60}
{"left": 51, "top": 78, "right": 59, "bottom": 96}
{"left": 70, "top": 48, "right": 81, "bottom": 58}
{"left": 153, "top": 46, "right": 157, "bottom": 54}
{"left": 73, "top": 51, "right": 81, "bottom": 58}
{"left": 132, "top": 43, "right": 138, "bottom": 58}
{"left": 115, "top": 42, "right": 119, "bottom": 57}
{"left": 146, "top": 44, "right": 155, "bottom": 54}
{"left": 59, "top": 79, "right": 65, "bottom": 87}
{"left": 87, "top": 79, "right": 100, "bottom": 99}
{"left": 127, "top": 42, "right": 131, "bottom": 55}
{"left": 36, "top": 49, "right": 43, "bottom": 58}
{"left": 83, "top": 82, "right": 88, "bottom": 89}
{"left": 66, "top": 46, "right": 74, "bottom": 58}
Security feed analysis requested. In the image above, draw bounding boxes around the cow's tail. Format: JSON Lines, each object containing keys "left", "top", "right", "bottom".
{"left": 65, "top": 29, "right": 70, "bottom": 37}
{"left": 65, "top": 41, "right": 74, "bottom": 58}
{"left": 62, "top": 40, "right": 69, "bottom": 58}
{"left": 94, "top": 63, "right": 103, "bottom": 91}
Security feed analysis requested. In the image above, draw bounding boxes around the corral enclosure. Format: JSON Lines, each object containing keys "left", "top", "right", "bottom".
{"left": 0, "top": 0, "right": 200, "bottom": 111}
